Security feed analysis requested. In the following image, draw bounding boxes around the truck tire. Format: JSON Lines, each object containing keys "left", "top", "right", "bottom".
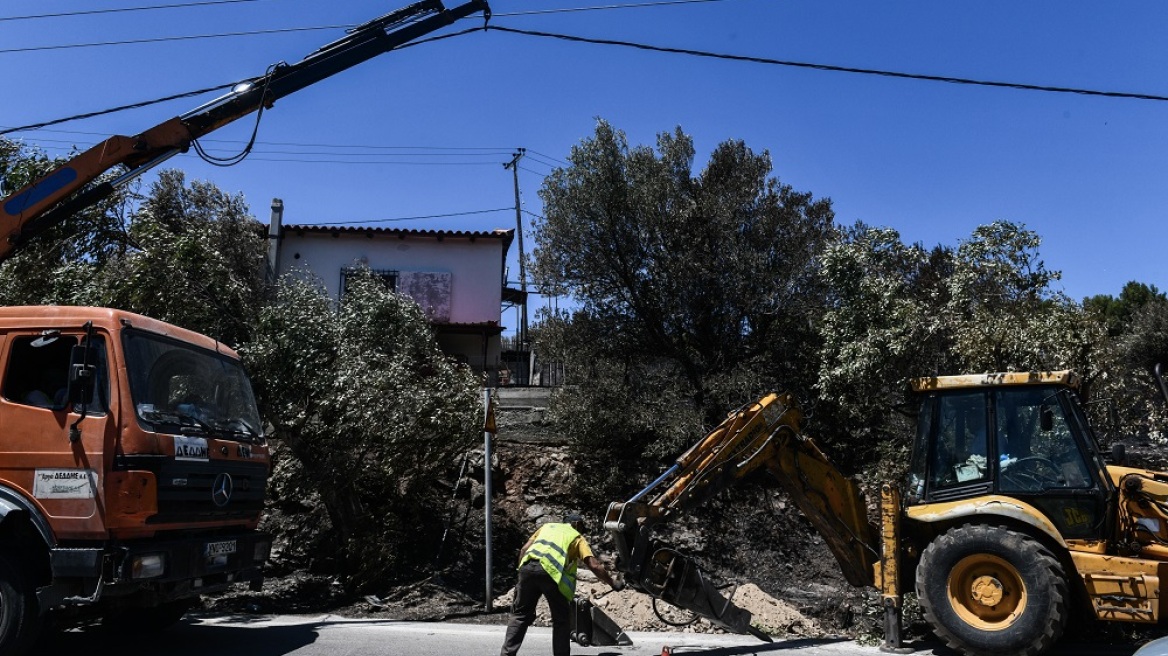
{"left": 0, "top": 550, "right": 41, "bottom": 655}
{"left": 916, "top": 524, "right": 1067, "bottom": 656}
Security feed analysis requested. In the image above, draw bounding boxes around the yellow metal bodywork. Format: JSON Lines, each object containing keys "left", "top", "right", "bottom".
{"left": 904, "top": 495, "right": 1067, "bottom": 547}
{"left": 1069, "top": 551, "right": 1163, "bottom": 623}
{"left": 653, "top": 393, "right": 878, "bottom": 588}
{"left": 903, "top": 483, "right": 1168, "bottom": 625}
{"left": 911, "top": 370, "right": 1080, "bottom": 393}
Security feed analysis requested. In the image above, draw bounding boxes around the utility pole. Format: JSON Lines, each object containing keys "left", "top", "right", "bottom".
{"left": 503, "top": 149, "right": 527, "bottom": 354}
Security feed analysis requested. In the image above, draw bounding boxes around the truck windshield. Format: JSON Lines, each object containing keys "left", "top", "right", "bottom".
{"left": 123, "top": 329, "right": 262, "bottom": 442}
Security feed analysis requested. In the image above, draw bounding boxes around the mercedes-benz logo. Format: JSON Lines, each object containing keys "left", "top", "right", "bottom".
{"left": 211, "top": 472, "right": 234, "bottom": 507}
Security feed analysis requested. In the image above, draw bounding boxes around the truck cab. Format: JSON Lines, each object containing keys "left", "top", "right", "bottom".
{"left": 0, "top": 306, "right": 270, "bottom": 650}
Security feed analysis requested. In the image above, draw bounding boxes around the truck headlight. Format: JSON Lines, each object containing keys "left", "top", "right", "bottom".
{"left": 131, "top": 553, "right": 166, "bottom": 579}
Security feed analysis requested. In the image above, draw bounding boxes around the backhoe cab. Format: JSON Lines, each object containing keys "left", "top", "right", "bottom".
{"left": 605, "top": 371, "right": 1168, "bottom": 656}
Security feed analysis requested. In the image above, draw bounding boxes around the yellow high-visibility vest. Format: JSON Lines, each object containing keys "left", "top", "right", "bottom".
{"left": 520, "top": 523, "right": 580, "bottom": 600}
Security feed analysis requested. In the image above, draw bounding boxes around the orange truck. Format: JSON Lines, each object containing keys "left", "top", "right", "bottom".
{"left": 0, "top": 1, "right": 490, "bottom": 651}
{"left": 0, "top": 307, "right": 269, "bottom": 650}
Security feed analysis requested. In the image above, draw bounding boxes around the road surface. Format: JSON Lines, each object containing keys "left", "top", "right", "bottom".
{"left": 48, "top": 614, "right": 1141, "bottom": 656}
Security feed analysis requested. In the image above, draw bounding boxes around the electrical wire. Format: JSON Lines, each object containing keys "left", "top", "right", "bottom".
{"left": 2, "top": 126, "right": 519, "bottom": 153}
{"left": 0, "top": 25, "right": 349, "bottom": 55}
{"left": 493, "top": 0, "right": 732, "bottom": 18}
{"left": 0, "top": 0, "right": 269, "bottom": 23}
{"left": 190, "top": 64, "right": 276, "bottom": 166}
{"left": 488, "top": 25, "right": 1168, "bottom": 103}
{"left": 193, "top": 156, "right": 505, "bottom": 165}
{"left": 0, "top": 84, "right": 235, "bottom": 135}
{"left": 311, "top": 207, "right": 514, "bottom": 226}
{"left": 525, "top": 149, "right": 569, "bottom": 166}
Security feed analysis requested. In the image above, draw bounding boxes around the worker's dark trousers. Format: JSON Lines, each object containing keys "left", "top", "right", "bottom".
{"left": 500, "top": 560, "right": 571, "bottom": 656}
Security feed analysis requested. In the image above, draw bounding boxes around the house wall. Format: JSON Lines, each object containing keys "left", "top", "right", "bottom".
{"left": 274, "top": 231, "right": 505, "bottom": 324}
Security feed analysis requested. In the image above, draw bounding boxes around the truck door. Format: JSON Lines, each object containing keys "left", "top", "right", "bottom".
{"left": 0, "top": 332, "right": 112, "bottom": 540}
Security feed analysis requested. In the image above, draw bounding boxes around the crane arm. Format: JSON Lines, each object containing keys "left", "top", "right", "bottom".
{"left": 604, "top": 392, "right": 878, "bottom": 640}
{"left": 0, "top": 0, "right": 489, "bottom": 259}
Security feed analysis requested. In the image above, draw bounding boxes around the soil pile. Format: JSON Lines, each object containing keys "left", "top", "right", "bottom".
{"left": 492, "top": 573, "right": 818, "bottom": 637}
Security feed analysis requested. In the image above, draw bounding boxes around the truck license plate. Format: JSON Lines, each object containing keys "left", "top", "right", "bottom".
{"left": 205, "top": 540, "right": 237, "bottom": 557}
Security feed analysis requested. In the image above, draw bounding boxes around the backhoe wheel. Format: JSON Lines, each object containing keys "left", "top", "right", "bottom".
{"left": 0, "top": 550, "right": 41, "bottom": 655}
{"left": 916, "top": 525, "right": 1067, "bottom": 656}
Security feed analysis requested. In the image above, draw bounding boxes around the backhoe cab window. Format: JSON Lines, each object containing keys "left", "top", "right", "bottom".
{"left": 3, "top": 334, "right": 107, "bottom": 411}
{"left": 930, "top": 392, "right": 990, "bottom": 490}
{"left": 995, "top": 389, "right": 1092, "bottom": 492}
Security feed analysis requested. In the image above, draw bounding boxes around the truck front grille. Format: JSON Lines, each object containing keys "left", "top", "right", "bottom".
{"left": 117, "top": 455, "right": 267, "bottom": 524}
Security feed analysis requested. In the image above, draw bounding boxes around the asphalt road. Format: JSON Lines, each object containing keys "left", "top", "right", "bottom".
{"left": 47, "top": 614, "right": 1143, "bottom": 656}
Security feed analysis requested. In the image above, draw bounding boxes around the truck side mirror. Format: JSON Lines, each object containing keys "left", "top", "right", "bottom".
{"left": 67, "top": 344, "right": 97, "bottom": 406}
{"left": 1040, "top": 406, "right": 1054, "bottom": 432}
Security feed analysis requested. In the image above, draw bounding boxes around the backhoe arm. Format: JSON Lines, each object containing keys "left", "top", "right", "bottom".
{"left": 604, "top": 393, "right": 878, "bottom": 639}
{"left": 0, "top": 0, "right": 489, "bottom": 259}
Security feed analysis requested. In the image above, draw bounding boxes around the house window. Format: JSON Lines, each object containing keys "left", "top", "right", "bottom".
{"left": 341, "top": 267, "right": 398, "bottom": 296}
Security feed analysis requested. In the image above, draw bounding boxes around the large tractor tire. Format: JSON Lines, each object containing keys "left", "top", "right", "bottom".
{"left": 0, "top": 550, "right": 41, "bottom": 655}
{"left": 916, "top": 524, "right": 1068, "bottom": 656}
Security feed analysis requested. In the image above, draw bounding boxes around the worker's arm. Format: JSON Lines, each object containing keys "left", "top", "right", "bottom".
{"left": 517, "top": 537, "right": 535, "bottom": 566}
{"left": 583, "top": 556, "right": 622, "bottom": 590}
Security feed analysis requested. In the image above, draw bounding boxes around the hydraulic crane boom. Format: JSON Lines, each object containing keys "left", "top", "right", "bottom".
{"left": 604, "top": 392, "right": 878, "bottom": 640}
{"left": 0, "top": 0, "right": 489, "bottom": 259}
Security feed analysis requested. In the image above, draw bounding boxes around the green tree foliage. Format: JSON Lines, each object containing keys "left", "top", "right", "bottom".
{"left": 531, "top": 121, "right": 835, "bottom": 493}
{"left": 816, "top": 220, "right": 1103, "bottom": 469}
{"left": 88, "top": 170, "right": 267, "bottom": 345}
{"left": 1087, "top": 286, "right": 1168, "bottom": 442}
{"left": 1084, "top": 281, "right": 1166, "bottom": 337}
{"left": 241, "top": 272, "right": 482, "bottom": 590}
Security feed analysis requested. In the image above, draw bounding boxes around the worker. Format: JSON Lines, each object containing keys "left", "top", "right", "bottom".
{"left": 499, "top": 513, "right": 623, "bottom": 656}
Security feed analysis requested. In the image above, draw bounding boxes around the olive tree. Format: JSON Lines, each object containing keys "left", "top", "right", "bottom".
{"left": 531, "top": 121, "right": 835, "bottom": 494}
{"left": 241, "top": 272, "right": 483, "bottom": 589}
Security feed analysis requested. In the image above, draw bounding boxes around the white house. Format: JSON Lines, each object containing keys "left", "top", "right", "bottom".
{"left": 265, "top": 200, "right": 520, "bottom": 383}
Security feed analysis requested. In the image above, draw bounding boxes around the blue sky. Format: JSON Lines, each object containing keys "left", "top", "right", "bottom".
{"left": 3, "top": 1, "right": 1167, "bottom": 337}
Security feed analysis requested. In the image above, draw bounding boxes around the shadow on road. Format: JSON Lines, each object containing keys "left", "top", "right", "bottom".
{"left": 892, "top": 637, "right": 1140, "bottom": 656}
{"left": 42, "top": 615, "right": 324, "bottom": 656}
{"left": 617, "top": 637, "right": 851, "bottom": 655}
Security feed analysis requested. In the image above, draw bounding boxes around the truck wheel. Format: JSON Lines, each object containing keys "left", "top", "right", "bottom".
{"left": 916, "top": 524, "right": 1067, "bottom": 656}
{"left": 0, "top": 551, "right": 41, "bottom": 655}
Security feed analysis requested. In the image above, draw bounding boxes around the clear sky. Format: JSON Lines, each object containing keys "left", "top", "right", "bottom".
{"left": 3, "top": 1, "right": 1167, "bottom": 338}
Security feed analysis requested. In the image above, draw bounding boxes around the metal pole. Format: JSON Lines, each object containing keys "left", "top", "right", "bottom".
{"left": 483, "top": 388, "right": 494, "bottom": 611}
{"left": 503, "top": 149, "right": 527, "bottom": 352}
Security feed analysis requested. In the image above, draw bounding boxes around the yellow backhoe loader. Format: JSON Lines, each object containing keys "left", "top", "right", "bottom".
{"left": 604, "top": 370, "right": 1168, "bottom": 656}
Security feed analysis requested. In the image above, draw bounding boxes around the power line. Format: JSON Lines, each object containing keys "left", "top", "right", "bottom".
{"left": 525, "top": 149, "right": 569, "bottom": 166}
{"left": 2, "top": 126, "right": 519, "bottom": 153}
{"left": 493, "top": 0, "right": 733, "bottom": 18}
{"left": 0, "top": 0, "right": 727, "bottom": 53}
{"left": 0, "top": 0, "right": 269, "bottom": 23}
{"left": 488, "top": 25, "right": 1168, "bottom": 103}
{"left": 523, "top": 153, "right": 564, "bottom": 169}
{"left": 312, "top": 207, "right": 514, "bottom": 225}
{"left": 0, "top": 25, "right": 350, "bottom": 55}
{"left": 0, "top": 84, "right": 236, "bottom": 135}
{"left": 191, "top": 156, "right": 504, "bottom": 165}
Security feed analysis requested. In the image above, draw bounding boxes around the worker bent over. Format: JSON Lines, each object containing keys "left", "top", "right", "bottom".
{"left": 500, "top": 514, "right": 622, "bottom": 656}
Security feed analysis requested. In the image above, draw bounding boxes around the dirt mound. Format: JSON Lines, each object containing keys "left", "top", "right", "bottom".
{"left": 493, "top": 572, "right": 817, "bottom": 637}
